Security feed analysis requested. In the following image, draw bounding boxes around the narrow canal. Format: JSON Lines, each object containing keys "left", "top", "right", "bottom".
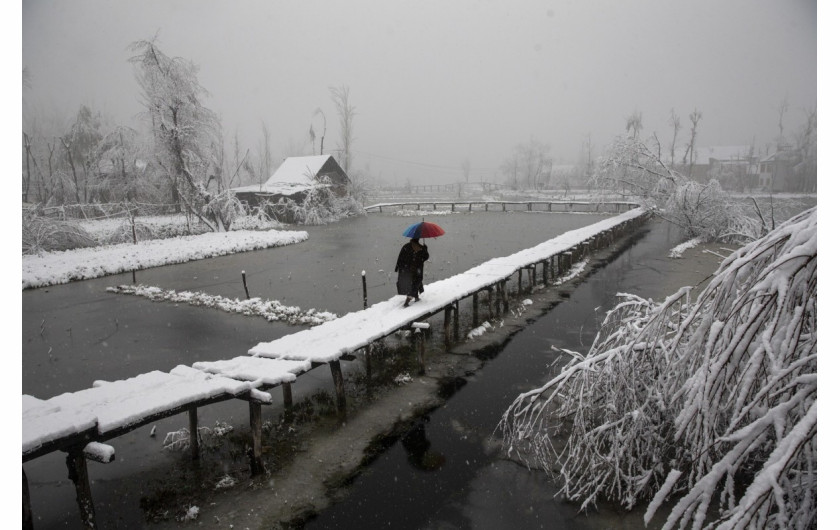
{"left": 301, "top": 218, "right": 701, "bottom": 530}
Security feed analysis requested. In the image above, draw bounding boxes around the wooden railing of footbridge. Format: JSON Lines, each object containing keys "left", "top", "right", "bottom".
{"left": 364, "top": 200, "right": 638, "bottom": 214}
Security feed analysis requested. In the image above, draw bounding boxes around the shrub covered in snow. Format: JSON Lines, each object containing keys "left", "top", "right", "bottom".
{"left": 500, "top": 207, "right": 816, "bottom": 529}
{"left": 593, "top": 136, "right": 770, "bottom": 244}
{"left": 22, "top": 209, "right": 96, "bottom": 254}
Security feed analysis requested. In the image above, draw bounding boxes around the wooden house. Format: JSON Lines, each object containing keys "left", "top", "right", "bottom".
{"left": 232, "top": 155, "right": 350, "bottom": 209}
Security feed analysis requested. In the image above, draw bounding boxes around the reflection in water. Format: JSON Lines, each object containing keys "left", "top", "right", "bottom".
{"left": 401, "top": 416, "right": 446, "bottom": 471}
{"left": 303, "top": 219, "right": 697, "bottom": 530}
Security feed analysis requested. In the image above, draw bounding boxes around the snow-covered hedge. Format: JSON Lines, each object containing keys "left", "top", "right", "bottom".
{"left": 500, "top": 207, "right": 817, "bottom": 529}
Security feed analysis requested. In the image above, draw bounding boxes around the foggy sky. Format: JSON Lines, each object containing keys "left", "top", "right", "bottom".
{"left": 21, "top": 0, "right": 817, "bottom": 185}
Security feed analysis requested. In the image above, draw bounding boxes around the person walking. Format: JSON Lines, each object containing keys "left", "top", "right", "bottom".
{"left": 395, "top": 237, "right": 429, "bottom": 307}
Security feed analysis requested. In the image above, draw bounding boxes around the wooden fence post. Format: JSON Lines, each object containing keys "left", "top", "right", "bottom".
{"left": 362, "top": 271, "right": 368, "bottom": 309}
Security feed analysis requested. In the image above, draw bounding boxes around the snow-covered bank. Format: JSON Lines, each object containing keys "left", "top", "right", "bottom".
{"left": 22, "top": 230, "right": 309, "bottom": 289}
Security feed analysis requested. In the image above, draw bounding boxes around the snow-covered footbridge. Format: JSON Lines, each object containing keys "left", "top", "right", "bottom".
{"left": 364, "top": 199, "right": 639, "bottom": 213}
{"left": 22, "top": 205, "right": 649, "bottom": 528}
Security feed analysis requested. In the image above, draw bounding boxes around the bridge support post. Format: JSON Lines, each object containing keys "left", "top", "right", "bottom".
{"left": 283, "top": 382, "right": 294, "bottom": 423}
{"left": 249, "top": 401, "right": 265, "bottom": 476}
{"left": 329, "top": 360, "right": 347, "bottom": 419}
{"left": 563, "top": 251, "right": 573, "bottom": 274}
{"left": 412, "top": 322, "right": 430, "bottom": 375}
{"left": 189, "top": 406, "right": 200, "bottom": 461}
{"left": 65, "top": 448, "right": 97, "bottom": 529}
{"left": 23, "top": 469, "right": 33, "bottom": 530}
{"left": 453, "top": 300, "right": 460, "bottom": 341}
{"left": 444, "top": 306, "right": 452, "bottom": 351}
{"left": 365, "top": 345, "right": 372, "bottom": 381}
{"left": 501, "top": 279, "right": 509, "bottom": 313}
{"left": 472, "top": 293, "right": 479, "bottom": 328}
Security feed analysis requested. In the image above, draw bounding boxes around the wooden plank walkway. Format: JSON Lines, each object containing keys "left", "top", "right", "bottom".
{"left": 22, "top": 204, "right": 649, "bottom": 529}
{"left": 364, "top": 200, "right": 638, "bottom": 213}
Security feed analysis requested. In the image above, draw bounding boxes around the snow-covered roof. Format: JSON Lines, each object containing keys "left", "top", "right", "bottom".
{"left": 231, "top": 155, "right": 336, "bottom": 195}
{"left": 759, "top": 148, "right": 798, "bottom": 164}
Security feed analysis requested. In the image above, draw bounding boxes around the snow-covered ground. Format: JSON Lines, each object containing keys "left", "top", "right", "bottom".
{"left": 22, "top": 229, "right": 309, "bottom": 289}
{"left": 77, "top": 213, "right": 287, "bottom": 242}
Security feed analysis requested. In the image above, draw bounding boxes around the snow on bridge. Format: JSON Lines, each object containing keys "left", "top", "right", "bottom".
{"left": 22, "top": 205, "right": 648, "bottom": 527}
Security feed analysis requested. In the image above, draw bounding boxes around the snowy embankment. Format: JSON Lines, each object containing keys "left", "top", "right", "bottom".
{"left": 22, "top": 230, "right": 308, "bottom": 289}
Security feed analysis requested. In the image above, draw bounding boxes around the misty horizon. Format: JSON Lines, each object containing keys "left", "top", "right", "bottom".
{"left": 22, "top": 0, "right": 817, "bottom": 186}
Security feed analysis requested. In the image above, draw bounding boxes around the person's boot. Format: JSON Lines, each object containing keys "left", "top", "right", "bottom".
{"left": 404, "top": 297, "right": 411, "bottom": 307}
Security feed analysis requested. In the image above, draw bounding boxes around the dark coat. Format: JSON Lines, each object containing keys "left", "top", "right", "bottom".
{"left": 395, "top": 241, "right": 429, "bottom": 297}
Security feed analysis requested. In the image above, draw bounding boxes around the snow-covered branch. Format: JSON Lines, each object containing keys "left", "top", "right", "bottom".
{"left": 500, "top": 207, "right": 817, "bottom": 528}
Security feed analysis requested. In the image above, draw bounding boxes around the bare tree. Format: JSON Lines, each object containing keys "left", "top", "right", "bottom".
{"left": 61, "top": 105, "right": 103, "bottom": 204}
{"left": 129, "top": 36, "right": 238, "bottom": 231}
{"left": 330, "top": 85, "right": 356, "bottom": 173}
{"left": 794, "top": 106, "right": 817, "bottom": 192}
{"left": 500, "top": 137, "right": 552, "bottom": 190}
{"left": 776, "top": 95, "right": 789, "bottom": 148}
{"left": 311, "top": 107, "right": 326, "bottom": 156}
{"left": 594, "top": 134, "right": 765, "bottom": 243}
{"left": 681, "top": 108, "right": 702, "bottom": 177}
{"left": 461, "top": 158, "right": 471, "bottom": 183}
{"left": 668, "top": 108, "right": 681, "bottom": 166}
{"left": 625, "top": 110, "right": 643, "bottom": 139}
{"left": 257, "top": 121, "right": 273, "bottom": 187}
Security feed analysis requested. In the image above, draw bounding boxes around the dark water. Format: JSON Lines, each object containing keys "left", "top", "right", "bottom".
{"left": 22, "top": 211, "right": 610, "bottom": 529}
{"left": 303, "top": 220, "right": 687, "bottom": 530}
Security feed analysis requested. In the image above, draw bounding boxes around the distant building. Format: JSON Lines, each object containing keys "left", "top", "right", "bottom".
{"left": 687, "top": 146, "right": 759, "bottom": 191}
{"left": 232, "top": 155, "right": 351, "bottom": 214}
{"left": 758, "top": 147, "right": 815, "bottom": 193}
